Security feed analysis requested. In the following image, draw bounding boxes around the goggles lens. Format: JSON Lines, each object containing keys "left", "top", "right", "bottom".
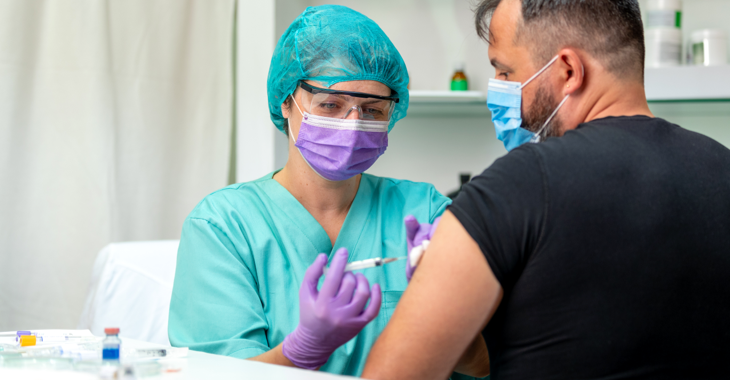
{"left": 299, "top": 82, "right": 396, "bottom": 121}
{"left": 310, "top": 93, "right": 394, "bottom": 121}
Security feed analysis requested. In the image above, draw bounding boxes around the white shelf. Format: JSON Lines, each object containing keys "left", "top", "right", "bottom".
{"left": 407, "top": 90, "right": 488, "bottom": 117}
{"left": 405, "top": 67, "right": 730, "bottom": 118}
{"left": 645, "top": 65, "right": 730, "bottom": 101}
{"left": 409, "top": 90, "right": 486, "bottom": 104}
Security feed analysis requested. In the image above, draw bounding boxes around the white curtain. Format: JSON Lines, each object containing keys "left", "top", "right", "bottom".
{"left": 0, "top": 0, "right": 234, "bottom": 331}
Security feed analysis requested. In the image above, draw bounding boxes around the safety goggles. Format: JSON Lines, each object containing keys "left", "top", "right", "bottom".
{"left": 298, "top": 81, "right": 399, "bottom": 121}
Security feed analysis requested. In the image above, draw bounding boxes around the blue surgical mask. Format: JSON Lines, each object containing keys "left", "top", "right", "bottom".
{"left": 487, "top": 55, "right": 570, "bottom": 151}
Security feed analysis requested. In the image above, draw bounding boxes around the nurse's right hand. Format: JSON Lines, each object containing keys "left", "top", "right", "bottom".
{"left": 282, "top": 247, "right": 382, "bottom": 370}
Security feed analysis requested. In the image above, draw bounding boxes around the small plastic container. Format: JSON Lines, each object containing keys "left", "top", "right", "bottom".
{"left": 645, "top": 0, "right": 682, "bottom": 29}
{"left": 450, "top": 63, "right": 468, "bottom": 91}
{"left": 102, "top": 328, "right": 121, "bottom": 360}
{"left": 690, "top": 29, "right": 728, "bottom": 66}
{"left": 645, "top": 27, "right": 682, "bottom": 67}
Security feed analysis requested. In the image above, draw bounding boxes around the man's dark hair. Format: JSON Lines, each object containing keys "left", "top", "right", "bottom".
{"left": 475, "top": 0, "right": 645, "bottom": 81}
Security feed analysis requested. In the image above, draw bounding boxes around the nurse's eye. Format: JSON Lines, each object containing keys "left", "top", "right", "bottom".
{"left": 319, "top": 102, "right": 338, "bottom": 110}
{"left": 498, "top": 71, "right": 509, "bottom": 79}
{"left": 364, "top": 107, "right": 383, "bottom": 116}
{"left": 315, "top": 102, "right": 343, "bottom": 114}
{"left": 314, "top": 101, "right": 343, "bottom": 117}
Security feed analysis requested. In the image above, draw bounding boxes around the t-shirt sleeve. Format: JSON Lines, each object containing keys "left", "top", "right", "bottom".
{"left": 429, "top": 185, "right": 452, "bottom": 223}
{"left": 448, "top": 146, "right": 547, "bottom": 289}
{"left": 168, "top": 216, "right": 270, "bottom": 359}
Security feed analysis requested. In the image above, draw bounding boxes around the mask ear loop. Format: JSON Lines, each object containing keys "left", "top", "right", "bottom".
{"left": 531, "top": 94, "right": 569, "bottom": 143}
{"left": 288, "top": 94, "right": 304, "bottom": 144}
{"left": 520, "top": 55, "right": 560, "bottom": 90}
{"left": 531, "top": 63, "right": 585, "bottom": 143}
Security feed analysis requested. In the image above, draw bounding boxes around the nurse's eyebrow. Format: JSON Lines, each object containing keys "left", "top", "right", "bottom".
{"left": 360, "top": 99, "right": 388, "bottom": 105}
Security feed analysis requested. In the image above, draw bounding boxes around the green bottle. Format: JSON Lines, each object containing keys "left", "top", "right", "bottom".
{"left": 451, "top": 63, "right": 468, "bottom": 91}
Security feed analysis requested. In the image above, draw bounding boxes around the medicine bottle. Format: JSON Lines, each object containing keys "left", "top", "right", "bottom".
{"left": 102, "top": 327, "right": 121, "bottom": 360}
{"left": 450, "top": 63, "right": 468, "bottom": 91}
{"left": 645, "top": 0, "right": 682, "bottom": 29}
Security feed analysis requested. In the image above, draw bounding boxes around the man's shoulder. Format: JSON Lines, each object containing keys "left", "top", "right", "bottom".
{"left": 556, "top": 116, "right": 729, "bottom": 158}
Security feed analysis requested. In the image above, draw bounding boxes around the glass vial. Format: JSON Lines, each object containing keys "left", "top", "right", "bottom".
{"left": 102, "top": 327, "right": 121, "bottom": 360}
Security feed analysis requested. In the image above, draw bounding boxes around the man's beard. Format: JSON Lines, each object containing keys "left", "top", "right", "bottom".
{"left": 521, "top": 84, "right": 563, "bottom": 141}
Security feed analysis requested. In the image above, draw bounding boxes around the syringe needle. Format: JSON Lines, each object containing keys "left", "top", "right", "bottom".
{"left": 382, "top": 256, "right": 407, "bottom": 264}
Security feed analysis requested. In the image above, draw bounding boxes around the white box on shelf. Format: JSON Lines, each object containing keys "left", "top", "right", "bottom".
{"left": 645, "top": 66, "right": 730, "bottom": 101}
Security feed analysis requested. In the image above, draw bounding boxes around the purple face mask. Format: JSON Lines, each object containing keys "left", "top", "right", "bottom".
{"left": 290, "top": 97, "right": 389, "bottom": 181}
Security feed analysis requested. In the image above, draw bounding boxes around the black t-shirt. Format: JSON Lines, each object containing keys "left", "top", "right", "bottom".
{"left": 449, "top": 116, "right": 730, "bottom": 380}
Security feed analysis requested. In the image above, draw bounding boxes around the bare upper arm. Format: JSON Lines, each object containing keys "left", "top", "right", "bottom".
{"left": 362, "top": 210, "right": 503, "bottom": 379}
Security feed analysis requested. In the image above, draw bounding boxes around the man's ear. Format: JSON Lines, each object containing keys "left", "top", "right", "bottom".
{"left": 557, "top": 48, "right": 585, "bottom": 96}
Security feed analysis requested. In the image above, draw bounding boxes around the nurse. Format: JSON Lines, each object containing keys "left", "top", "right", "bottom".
{"left": 168, "top": 5, "right": 453, "bottom": 377}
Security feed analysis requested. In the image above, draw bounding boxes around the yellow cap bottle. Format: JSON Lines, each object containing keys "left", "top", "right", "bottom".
{"left": 19, "top": 335, "right": 37, "bottom": 347}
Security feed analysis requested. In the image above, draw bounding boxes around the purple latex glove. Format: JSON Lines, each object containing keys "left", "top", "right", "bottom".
{"left": 282, "top": 248, "right": 382, "bottom": 369}
{"left": 404, "top": 215, "right": 441, "bottom": 282}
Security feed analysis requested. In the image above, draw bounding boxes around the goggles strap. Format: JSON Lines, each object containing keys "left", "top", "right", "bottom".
{"left": 290, "top": 94, "right": 304, "bottom": 117}
{"left": 288, "top": 94, "right": 305, "bottom": 144}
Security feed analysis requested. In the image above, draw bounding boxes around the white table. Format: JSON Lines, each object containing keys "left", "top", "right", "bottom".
{"left": 0, "top": 338, "right": 356, "bottom": 380}
{"left": 129, "top": 339, "right": 355, "bottom": 380}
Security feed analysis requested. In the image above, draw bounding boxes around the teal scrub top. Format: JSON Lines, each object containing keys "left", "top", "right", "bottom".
{"left": 168, "top": 172, "right": 449, "bottom": 376}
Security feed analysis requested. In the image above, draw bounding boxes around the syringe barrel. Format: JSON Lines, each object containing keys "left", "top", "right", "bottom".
{"left": 324, "top": 257, "right": 392, "bottom": 274}
{"left": 343, "top": 258, "right": 382, "bottom": 272}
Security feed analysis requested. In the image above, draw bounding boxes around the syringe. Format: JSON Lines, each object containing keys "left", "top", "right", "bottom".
{"left": 324, "top": 256, "right": 407, "bottom": 274}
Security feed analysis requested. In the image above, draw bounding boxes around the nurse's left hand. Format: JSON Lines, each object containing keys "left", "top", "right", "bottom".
{"left": 405, "top": 215, "right": 441, "bottom": 282}
{"left": 282, "top": 248, "right": 382, "bottom": 370}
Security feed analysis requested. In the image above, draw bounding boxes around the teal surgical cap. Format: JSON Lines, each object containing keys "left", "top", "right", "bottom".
{"left": 267, "top": 5, "right": 409, "bottom": 133}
